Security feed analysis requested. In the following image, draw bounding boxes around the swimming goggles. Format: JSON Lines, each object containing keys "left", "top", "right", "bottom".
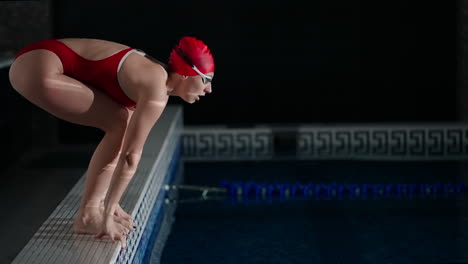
{"left": 175, "top": 47, "right": 213, "bottom": 84}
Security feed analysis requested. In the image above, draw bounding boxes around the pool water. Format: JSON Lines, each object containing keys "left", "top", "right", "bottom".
{"left": 159, "top": 160, "right": 468, "bottom": 264}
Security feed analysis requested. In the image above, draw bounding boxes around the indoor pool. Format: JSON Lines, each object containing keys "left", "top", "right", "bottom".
{"left": 153, "top": 160, "right": 468, "bottom": 264}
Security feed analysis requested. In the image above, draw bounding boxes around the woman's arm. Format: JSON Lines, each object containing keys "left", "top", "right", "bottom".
{"left": 103, "top": 63, "right": 168, "bottom": 215}
{"left": 103, "top": 98, "right": 167, "bottom": 216}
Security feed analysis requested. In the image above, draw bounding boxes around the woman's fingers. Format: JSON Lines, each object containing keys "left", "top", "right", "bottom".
{"left": 120, "top": 235, "right": 127, "bottom": 249}
{"left": 124, "top": 216, "right": 134, "bottom": 226}
{"left": 104, "top": 232, "right": 126, "bottom": 247}
{"left": 114, "top": 233, "right": 127, "bottom": 249}
{"left": 115, "top": 211, "right": 134, "bottom": 226}
{"left": 113, "top": 216, "right": 135, "bottom": 231}
{"left": 124, "top": 214, "right": 134, "bottom": 224}
{"left": 95, "top": 231, "right": 106, "bottom": 240}
{"left": 94, "top": 218, "right": 129, "bottom": 249}
{"left": 120, "top": 227, "right": 130, "bottom": 236}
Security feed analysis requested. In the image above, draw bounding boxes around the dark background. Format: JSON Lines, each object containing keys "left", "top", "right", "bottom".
{"left": 52, "top": 0, "right": 458, "bottom": 125}
{"left": 0, "top": 0, "right": 462, "bottom": 160}
{"left": 0, "top": 2, "right": 464, "bottom": 262}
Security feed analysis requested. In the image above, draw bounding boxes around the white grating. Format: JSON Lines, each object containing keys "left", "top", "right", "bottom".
{"left": 12, "top": 106, "right": 183, "bottom": 264}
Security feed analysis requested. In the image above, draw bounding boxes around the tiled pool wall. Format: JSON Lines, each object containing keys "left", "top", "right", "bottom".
{"left": 128, "top": 143, "right": 182, "bottom": 264}
{"left": 182, "top": 125, "right": 468, "bottom": 160}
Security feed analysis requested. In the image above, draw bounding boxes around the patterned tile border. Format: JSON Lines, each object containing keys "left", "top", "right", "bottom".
{"left": 182, "top": 127, "right": 274, "bottom": 160}
{"left": 182, "top": 125, "right": 468, "bottom": 160}
{"left": 297, "top": 125, "right": 468, "bottom": 160}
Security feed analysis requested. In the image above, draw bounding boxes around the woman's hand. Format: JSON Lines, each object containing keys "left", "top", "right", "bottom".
{"left": 95, "top": 214, "right": 129, "bottom": 249}
{"left": 114, "top": 204, "right": 135, "bottom": 230}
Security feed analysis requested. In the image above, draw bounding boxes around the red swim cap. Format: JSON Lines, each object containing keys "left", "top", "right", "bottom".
{"left": 168, "top": 36, "right": 215, "bottom": 76}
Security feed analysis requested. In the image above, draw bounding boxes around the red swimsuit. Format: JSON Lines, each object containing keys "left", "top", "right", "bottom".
{"left": 14, "top": 39, "right": 138, "bottom": 107}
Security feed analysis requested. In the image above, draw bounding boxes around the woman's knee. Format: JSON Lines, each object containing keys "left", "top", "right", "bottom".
{"left": 9, "top": 50, "right": 62, "bottom": 94}
{"left": 9, "top": 59, "right": 27, "bottom": 93}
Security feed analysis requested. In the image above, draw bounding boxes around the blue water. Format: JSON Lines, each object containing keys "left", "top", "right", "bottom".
{"left": 159, "top": 160, "right": 468, "bottom": 264}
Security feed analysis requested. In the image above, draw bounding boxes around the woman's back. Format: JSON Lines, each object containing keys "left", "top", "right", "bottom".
{"left": 57, "top": 38, "right": 131, "bottom": 61}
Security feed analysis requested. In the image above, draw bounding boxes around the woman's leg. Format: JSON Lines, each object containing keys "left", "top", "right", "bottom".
{"left": 9, "top": 49, "right": 133, "bottom": 234}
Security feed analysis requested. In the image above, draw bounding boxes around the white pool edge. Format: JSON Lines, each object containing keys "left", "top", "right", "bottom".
{"left": 11, "top": 105, "right": 183, "bottom": 264}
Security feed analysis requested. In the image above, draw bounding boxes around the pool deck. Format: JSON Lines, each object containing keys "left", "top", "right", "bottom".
{"left": 1, "top": 106, "right": 182, "bottom": 264}
{"left": 0, "top": 145, "right": 92, "bottom": 264}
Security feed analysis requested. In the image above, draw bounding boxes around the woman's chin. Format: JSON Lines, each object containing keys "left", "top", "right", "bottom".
{"left": 185, "top": 98, "right": 196, "bottom": 104}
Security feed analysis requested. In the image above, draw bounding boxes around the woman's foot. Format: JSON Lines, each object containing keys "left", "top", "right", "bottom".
{"left": 73, "top": 206, "right": 134, "bottom": 235}
{"left": 114, "top": 204, "right": 134, "bottom": 227}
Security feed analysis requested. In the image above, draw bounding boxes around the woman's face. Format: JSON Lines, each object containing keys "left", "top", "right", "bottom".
{"left": 176, "top": 72, "right": 214, "bottom": 104}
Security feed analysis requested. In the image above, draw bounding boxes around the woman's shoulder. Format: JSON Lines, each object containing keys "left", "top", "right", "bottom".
{"left": 121, "top": 52, "right": 168, "bottom": 99}
{"left": 124, "top": 50, "right": 167, "bottom": 81}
